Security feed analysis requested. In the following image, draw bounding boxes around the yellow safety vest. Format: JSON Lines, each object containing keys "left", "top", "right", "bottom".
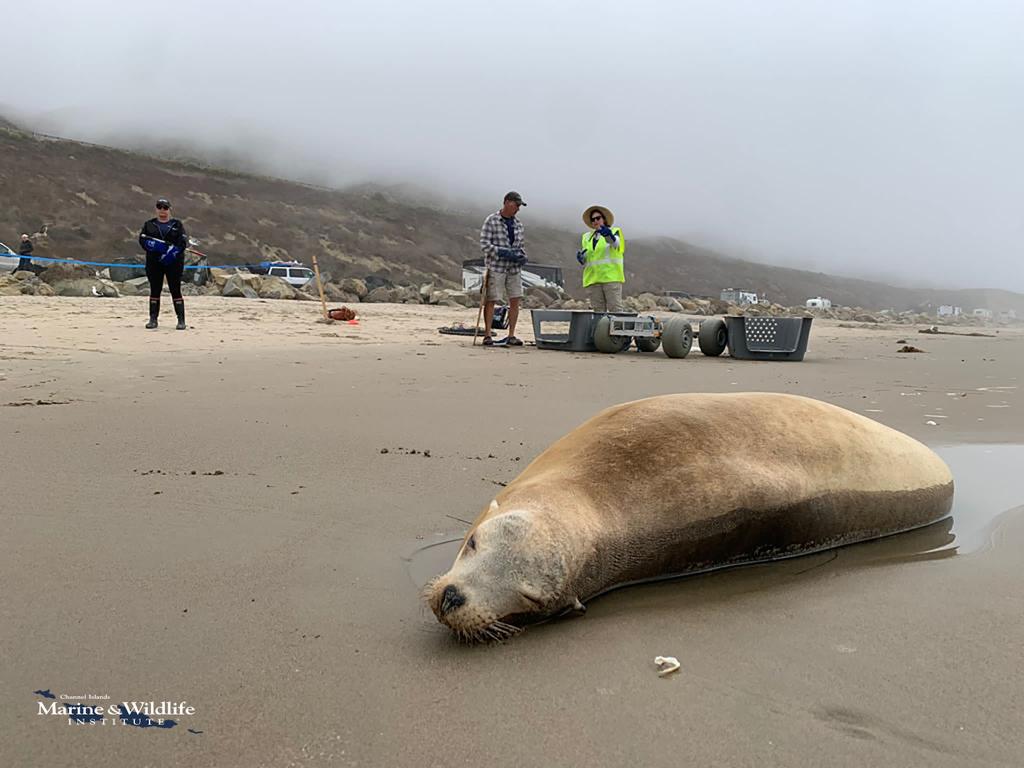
{"left": 581, "top": 227, "right": 625, "bottom": 287}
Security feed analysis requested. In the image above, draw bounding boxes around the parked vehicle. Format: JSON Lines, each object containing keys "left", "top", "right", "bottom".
{"left": 0, "top": 242, "right": 18, "bottom": 271}
{"left": 247, "top": 260, "right": 314, "bottom": 287}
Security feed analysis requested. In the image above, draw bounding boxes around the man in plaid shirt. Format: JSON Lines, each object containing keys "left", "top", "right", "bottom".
{"left": 479, "top": 191, "right": 527, "bottom": 346}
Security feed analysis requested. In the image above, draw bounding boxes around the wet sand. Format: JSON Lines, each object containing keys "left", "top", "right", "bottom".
{"left": 2, "top": 295, "right": 1023, "bottom": 767}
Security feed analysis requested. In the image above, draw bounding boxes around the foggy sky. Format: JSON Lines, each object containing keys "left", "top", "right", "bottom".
{"left": 3, "top": 0, "right": 1022, "bottom": 291}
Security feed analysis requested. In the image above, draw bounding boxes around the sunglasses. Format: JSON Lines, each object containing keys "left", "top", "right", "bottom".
{"left": 590, "top": 214, "right": 604, "bottom": 222}
{"left": 156, "top": 204, "right": 170, "bottom": 210}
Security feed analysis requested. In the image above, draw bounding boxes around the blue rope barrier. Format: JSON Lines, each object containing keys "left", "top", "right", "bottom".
{"left": 5, "top": 253, "right": 240, "bottom": 271}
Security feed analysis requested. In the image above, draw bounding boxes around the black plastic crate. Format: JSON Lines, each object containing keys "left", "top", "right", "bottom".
{"left": 724, "top": 315, "right": 813, "bottom": 361}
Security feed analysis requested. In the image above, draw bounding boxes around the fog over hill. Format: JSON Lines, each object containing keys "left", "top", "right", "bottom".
{"left": 2, "top": 1, "right": 1021, "bottom": 295}
{"left": 2, "top": 121, "right": 1022, "bottom": 314}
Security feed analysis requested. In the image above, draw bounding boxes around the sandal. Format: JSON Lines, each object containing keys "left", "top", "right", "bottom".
{"left": 482, "top": 336, "right": 506, "bottom": 347}
{"left": 506, "top": 336, "right": 524, "bottom": 346}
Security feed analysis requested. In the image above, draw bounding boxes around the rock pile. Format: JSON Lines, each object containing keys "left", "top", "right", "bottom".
{"left": 1, "top": 264, "right": 1018, "bottom": 329}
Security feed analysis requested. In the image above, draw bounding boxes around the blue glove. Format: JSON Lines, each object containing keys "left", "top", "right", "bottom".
{"left": 142, "top": 237, "right": 169, "bottom": 254}
{"left": 598, "top": 225, "right": 614, "bottom": 237}
{"left": 512, "top": 250, "right": 527, "bottom": 266}
{"left": 160, "top": 246, "right": 181, "bottom": 266}
{"left": 576, "top": 250, "right": 587, "bottom": 266}
{"left": 496, "top": 247, "right": 514, "bottom": 259}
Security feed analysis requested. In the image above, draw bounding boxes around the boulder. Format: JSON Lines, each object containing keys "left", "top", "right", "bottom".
{"left": 340, "top": 278, "right": 368, "bottom": 298}
{"left": 39, "top": 262, "right": 96, "bottom": 285}
{"left": 526, "top": 286, "right": 557, "bottom": 307}
{"left": 258, "top": 276, "right": 299, "bottom": 300}
{"left": 50, "top": 278, "right": 118, "bottom": 297}
{"left": 365, "top": 286, "right": 405, "bottom": 303}
{"left": 222, "top": 275, "right": 260, "bottom": 299}
{"left": 431, "top": 289, "right": 474, "bottom": 307}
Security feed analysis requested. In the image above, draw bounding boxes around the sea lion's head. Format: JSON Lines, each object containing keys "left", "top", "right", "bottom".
{"left": 425, "top": 502, "right": 571, "bottom": 642}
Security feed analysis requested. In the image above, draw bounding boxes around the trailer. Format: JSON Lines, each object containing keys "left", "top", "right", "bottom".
{"left": 529, "top": 310, "right": 812, "bottom": 361}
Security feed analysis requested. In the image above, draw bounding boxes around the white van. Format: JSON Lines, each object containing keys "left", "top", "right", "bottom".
{"left": 265, "top": 263, "right": 315, "bottom": 287}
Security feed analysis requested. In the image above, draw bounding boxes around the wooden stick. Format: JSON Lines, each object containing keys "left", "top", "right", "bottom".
{"left": 310, "top": 252, "right": 329, "bottom": 321}
{"left": 473, "top": 267, "right": 489, "bottom": 346}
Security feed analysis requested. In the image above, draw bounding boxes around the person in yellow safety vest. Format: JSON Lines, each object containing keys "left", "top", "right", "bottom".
{"left": 576, "top": 204, "right": 625, "bottom": 312}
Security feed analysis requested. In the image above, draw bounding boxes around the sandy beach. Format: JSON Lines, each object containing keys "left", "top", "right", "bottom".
{"left": 3, "top": 295, "right": 1022, "bottom": 767}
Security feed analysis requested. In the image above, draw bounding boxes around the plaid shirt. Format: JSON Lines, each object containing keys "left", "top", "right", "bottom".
{"left": 479, "top": 211, "right": 526, "bottom": 274}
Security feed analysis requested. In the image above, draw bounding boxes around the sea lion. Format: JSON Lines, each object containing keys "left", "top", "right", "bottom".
{"left": 425, "top": 393, "right": 954, "bottom": 642}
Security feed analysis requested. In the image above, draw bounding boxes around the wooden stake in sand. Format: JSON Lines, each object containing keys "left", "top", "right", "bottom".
{"left": 473, "top": 267, "right": 490, "bottom": 346}
{"left": 310, "top": 252, "right": 329, "bottom": 321}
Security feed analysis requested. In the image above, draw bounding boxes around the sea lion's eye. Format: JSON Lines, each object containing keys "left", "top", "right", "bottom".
{"left": 467, "top": 535, "right": 477, "bottom": 552}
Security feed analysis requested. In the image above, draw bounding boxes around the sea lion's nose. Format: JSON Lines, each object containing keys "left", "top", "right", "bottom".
{"left": 440, "top": 584, "right": 466, "bottom": 615}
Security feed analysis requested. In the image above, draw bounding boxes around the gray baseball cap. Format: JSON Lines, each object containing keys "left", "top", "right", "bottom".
{"left": 503, "top": 191, "right": 527, "bottom": 206}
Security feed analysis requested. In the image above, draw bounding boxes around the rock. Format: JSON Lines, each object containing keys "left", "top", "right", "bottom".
{"left": 401, "top": 286, "right": 422, "bottom": 304}
{"left": 0, "top": 276, "right": 23, "bottom": 295}
{"left": 363, "top": 276, "right": 393, "bottom": 293}
{"left": 636, "top": 292, "right": 660, "bottom": 311}
{"left": 340, "top": 278, "right": 368, "bottom": 298}
{"left": 664, "top": 298, "right": 684, "bottom": 312}
{"left": 437, "top": 290, "right": 474, "bottom": 308}
{"left": 258, "top": 276, "right": 299, "bottom": 300}
{"left": 223, "top": 275, "right": 260, "bottom": 299}
{"left": 526, "top": 287, "right": 558, "bottom": 307}
{"left": 898, "top": 345, "right": 925, "bottom": 353}
{"left": 36, "top": 283, "right": 55, "bottom": 296}
{"left": 365, "top": 286, "right": 405, "bottom": 303}
{"left": 419, "top": 282, "right": 435, "bottom": 301}
{"left": 50, "top": 278, "right": 118, "bottom": 297}
{"left": 854, "top": 313, "right": 879, "bottom": 323}
{"left": 521, "top": 293, "right": 548, "bottom": 309}
{"left": 209, "top": 268, "right": 231, "bottom": 288}
{"left": 38, "top": 262, "right": 96, "bottom": 285}
{"left": 12, "top": 270, "right": 35, "bottom": 281}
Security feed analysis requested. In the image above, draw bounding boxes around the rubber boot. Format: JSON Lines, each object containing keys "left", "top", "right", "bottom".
{"left": 146, "top": 297, "right": 159, "bottom": 329}
{"left": 174, "top": 298, "right": 186, "bottom": 330}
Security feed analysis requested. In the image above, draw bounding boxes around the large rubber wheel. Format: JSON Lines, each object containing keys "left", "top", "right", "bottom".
{"left": 594, "top": 316, "right": 631, "bottom": 354}
{"left": 636, "top": 336, "right": 661, "bottom": 353}
{"left": 698, "top": 318, "right": 728, "bottom": 357}
{"left": 661, "top": 317, "right": 693, "bottom": 358}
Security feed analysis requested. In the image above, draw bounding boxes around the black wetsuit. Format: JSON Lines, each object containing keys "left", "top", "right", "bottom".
{"left": 138, "top": 217, "right": 188, "bottom": 324}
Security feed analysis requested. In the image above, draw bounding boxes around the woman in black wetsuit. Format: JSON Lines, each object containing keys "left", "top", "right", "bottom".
{"left": 138, "top": 198, "right": 189, "bottom": 330}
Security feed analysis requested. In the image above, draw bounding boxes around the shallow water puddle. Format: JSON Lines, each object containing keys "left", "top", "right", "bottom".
{"left": 406, "top": 445, "right": 1024, "bottom": 590}
{"left": 934, "top": 444, "right": 1024, "bottom": 554}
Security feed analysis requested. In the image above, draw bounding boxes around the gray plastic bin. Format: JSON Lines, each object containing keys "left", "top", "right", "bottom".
{"left": 724, "top": 315, "right": 813, "bottom": 361}
{"left": 530, "top": 309, "right": 638, "bottom": 352}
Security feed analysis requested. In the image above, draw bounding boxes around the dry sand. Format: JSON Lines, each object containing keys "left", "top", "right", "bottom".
{"left": 2, "top": 295, "right": 1022, "bottom": 767}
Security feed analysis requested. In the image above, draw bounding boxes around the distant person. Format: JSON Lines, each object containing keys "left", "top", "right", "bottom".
{"left": 138, "top": 198, "right": 189, "bottom": 330}
{"left": 577, "top": 205, "right": 625, "bottom": 312}
{"left": 15, "top": 233, "right": 33, "bottom": 273}
{"left": 479, "top": 191, "right": 528, "bottom": 346}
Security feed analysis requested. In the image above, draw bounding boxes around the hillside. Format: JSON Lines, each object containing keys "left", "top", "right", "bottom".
{"left": 2, "top": 122, "right": 1021, "bottom": 314}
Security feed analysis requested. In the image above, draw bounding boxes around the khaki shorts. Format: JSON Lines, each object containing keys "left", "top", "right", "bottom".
{"left": 486, "top": 270, "right": 523, "bottom": 302}
{"left": 587, "top": 282, "right": 624, "bottom": 312}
